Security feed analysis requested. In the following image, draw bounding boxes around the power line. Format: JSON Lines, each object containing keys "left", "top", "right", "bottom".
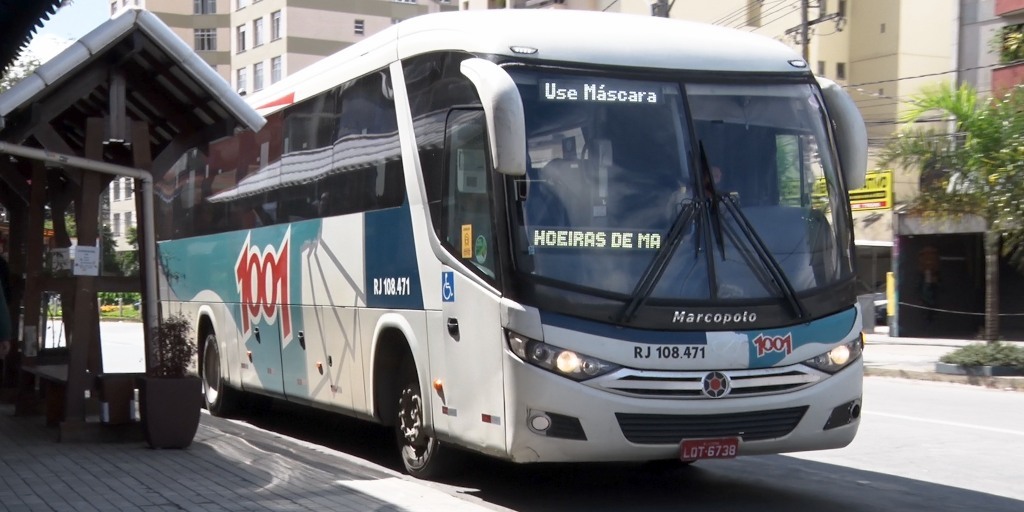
{"left": 711, "top": 1, "right": 761, "bottom": 26}
{"left": 742, "top": 1, "right": 800, "bottom": 31}
{"left": 843, "top": 63, "right": 1003, "bottom": 89}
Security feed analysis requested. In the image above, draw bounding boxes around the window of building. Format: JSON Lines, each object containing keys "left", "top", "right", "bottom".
{"left": 836, "top": 62, "right": 846, "bottom": 80}
{"left": 194, "top": 0, "right": 216, "bottom": 14}
{"left": 254, "top": 61, "right": 265, "bottom": 92}
{"left": 113, "top": 213, "right": 121, "bottom": 236}
{"left": 195, "top": 28, "right": 217, "bottom": 51}
{"left": 837, "top": 0, "right": 846, "bottom": 17}
{"left": 271, "top": 56, "right": 282, "bottom": 84}
{"left": 817, "top": 60, "right": 825, "bottom": 76}
{"left": 237, "top": 24, "right": 247, "bottom": 53}
{"left": 394, "top": 0, "right": 417, "bottom": 3}
{"left": 254, "top": 17, "right": 265, "bottom": 47}
{"left": 271, "top": 11, "right": 282, "bottom": 40}
{"left": 112, "top": 180, "right": 121, "bottom": 201}
{"left": 124, "top": 178, "right": 133, "bottom": 199}
{"left": 125, "top": 211, "right": 133, "bottom": 231}
{"left": 237, "top": 67, "right": 248, "bottom": 94}
{"left": 237, "top": 0, "right": 249, "bottom": 9}
{"left": 110, "top": 1, "right": 117, "bottom": 15}
{"left": 354, "top": 19, "right": 365, "bottom": 35}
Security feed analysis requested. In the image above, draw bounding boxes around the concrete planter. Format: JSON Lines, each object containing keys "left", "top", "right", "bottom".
{"left": 935, "top": 362, "right": 1024, "bottom": 377}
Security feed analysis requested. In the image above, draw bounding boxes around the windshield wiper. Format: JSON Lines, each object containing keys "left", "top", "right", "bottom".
{"left": 617, "top": 200, "right": 699, "bottom": 324}
{"left": 718, "top": 194, "right": 807, "bottom": 319}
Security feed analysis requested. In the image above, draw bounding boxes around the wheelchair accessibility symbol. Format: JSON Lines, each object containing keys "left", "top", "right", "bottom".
{"left": 442, "top": 271, "right": 455, "bottom": 302}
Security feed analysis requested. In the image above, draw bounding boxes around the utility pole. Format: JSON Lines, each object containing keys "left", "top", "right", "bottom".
{"left": 651, "top": 0, "right": 671, "bottom": 18}
{"left": 784, "top": 0, "right": 845, "bottom": 63}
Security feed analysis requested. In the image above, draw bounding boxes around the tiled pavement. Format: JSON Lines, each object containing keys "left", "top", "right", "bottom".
{"left": 0, "top": 404, "right": 497, "bottom": 512}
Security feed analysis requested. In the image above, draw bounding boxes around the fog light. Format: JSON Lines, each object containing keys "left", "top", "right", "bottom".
{"left": 529, "top": 413, "right": 552, "bottom": 432}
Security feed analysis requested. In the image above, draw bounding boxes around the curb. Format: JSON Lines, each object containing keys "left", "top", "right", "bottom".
{"left": 864, "top": 367, "right": 1024, "bottom": 391}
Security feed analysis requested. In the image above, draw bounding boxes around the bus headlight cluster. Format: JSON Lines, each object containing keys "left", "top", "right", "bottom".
{"left": 802, "top": 336, "right": 863, "bottom": 374}
{"left": 507, "top": 332, "right": 619, "bottom": 381}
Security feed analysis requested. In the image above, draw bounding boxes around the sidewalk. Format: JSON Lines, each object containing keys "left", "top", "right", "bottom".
{"left": 0, "top": 404, "right": 499, "bottom": 512}
{"left": 1, "top": 329, "right": 1020, "bottom": 512}
{"left": 862, "top": 326, "right": 1024, "bottom": 391}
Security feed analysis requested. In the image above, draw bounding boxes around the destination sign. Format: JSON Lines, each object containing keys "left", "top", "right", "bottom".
{"left": 532, "top": 229, "right": 662, "bottom": 250}
{"left": 540, "top": 79, "right": 660, "bottom": 104}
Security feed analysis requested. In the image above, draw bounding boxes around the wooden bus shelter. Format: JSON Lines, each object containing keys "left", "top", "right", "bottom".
{"left": 0, "top": 8, "right": 263, "bottom": 440}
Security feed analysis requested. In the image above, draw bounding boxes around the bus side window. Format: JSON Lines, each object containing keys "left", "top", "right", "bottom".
{"left": 442, "top": 109, "right": 496, "bottom": 279}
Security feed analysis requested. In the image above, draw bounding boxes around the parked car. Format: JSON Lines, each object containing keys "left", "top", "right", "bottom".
{"left": 873, "top": 292, "right": 887, "bottom": 324}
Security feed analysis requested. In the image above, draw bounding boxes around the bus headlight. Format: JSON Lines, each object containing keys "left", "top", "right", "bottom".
{"left": 803, "top": 336, "right": 863, "bottom": 374}
{"left": 507, "top": 331, "right": 619, "bottom": 381}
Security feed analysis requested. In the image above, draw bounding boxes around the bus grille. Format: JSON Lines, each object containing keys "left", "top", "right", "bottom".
{"left": 589, "top": 366, "right": 822, "bottom": 399}
{"left": 615, "top": 406, "right": 808, "bottom": 444}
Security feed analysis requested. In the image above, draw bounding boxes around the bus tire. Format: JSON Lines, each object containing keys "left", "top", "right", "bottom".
{"left": 202, "top": 332, "right": 241, "bottom": 417}
{"left": 395, "top": 359, "right": 456, "bottom": 479}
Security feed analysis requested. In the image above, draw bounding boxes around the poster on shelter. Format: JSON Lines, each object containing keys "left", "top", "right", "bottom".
{"left": 50, "top": 247, "right": 71, "bottom": 274}
{"left": 74, "top": 245, "right": 100, "bottom": 276}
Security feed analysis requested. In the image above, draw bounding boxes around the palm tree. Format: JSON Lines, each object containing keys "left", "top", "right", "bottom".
{"left": 882, "top": 82, "right": 1024, "bottom": 342}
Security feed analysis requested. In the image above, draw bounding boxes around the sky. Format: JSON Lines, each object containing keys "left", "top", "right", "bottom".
{"left": 25, "top": 0, "right": 112, "bottom": 63}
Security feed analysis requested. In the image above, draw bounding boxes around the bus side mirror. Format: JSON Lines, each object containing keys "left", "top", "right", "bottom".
{"left": 460, "top": 58, "right": 527, "bottom": 177}
{"left": 818, "top": 77, "right": 867, "bottom": 190}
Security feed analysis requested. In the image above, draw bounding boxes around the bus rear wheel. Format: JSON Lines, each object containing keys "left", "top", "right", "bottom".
{"left": 395, "top": 361, "right": 456, "bottom": 479}
{"left": 202, "top": 332, "right": 241, "bottom": 417}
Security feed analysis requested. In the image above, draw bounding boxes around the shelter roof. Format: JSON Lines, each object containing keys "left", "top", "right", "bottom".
{"left": 0, "top": 7, "right": 264, "bottom": 173}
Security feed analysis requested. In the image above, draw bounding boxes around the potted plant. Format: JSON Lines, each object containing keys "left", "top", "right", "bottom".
{"left": 139, "top": 313, "right": 202, "bottom": 449}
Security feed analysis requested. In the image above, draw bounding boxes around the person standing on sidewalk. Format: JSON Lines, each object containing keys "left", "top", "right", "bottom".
{"left": 0, "top": 254, "right": 11, "bottom": 360}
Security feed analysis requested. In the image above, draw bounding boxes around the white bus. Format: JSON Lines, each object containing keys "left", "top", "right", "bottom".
{"left": 155, "top": 9, "right": 868, "bottom": 478}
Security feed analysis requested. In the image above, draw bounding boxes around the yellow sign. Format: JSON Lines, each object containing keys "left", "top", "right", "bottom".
{"left": 815, "top": 170, "right": 894, "bottom": 211}
{"left": 461, "top": 224, "right": 472, "bottom": 258}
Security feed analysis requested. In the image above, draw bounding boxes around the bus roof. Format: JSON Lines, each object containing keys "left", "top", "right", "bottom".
{"left": 246, "top": 9, "right": 808, "bottom": 116}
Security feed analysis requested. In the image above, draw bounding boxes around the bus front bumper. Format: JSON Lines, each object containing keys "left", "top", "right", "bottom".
{"left": 503, "top": 355, "right": 863, "bottom": 463}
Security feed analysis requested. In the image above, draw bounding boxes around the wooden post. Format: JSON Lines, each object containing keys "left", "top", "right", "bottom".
{"left": 63, "top": 118, "right": 106, "bottom": 424}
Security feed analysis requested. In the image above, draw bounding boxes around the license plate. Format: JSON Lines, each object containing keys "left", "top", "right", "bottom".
{"left": 680, "top": 437, "right": 740, "bottom": 460}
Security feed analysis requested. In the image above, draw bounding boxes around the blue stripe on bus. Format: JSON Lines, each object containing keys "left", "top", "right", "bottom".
{"left": 540, "top": 306, "right": 858, "bottom": 350}
{"left": 540, "top": 312, "right": 709, "bottom": 344}
{"left": 363, "top": 200, "right": 423, "bottom": 310}
{"left": 745, "top": 307, "right": 857, "bottom": 367}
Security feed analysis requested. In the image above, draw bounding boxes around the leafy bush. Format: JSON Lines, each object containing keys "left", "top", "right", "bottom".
{"left": 152, "top": 314, "right": 196, "bottom": 377}
{"left": 992, "top": 24, "right": 1024, "bottom": 63}
{"left": 939, "top": 342, "right": 1024, "bottom": 369}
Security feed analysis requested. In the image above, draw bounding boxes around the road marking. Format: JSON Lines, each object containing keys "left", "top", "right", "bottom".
{"left": 337, "top": 478, "right": 496, "bottom": 511}
{"left": 866, "top": 411, "right": 1024, "bottom": 437}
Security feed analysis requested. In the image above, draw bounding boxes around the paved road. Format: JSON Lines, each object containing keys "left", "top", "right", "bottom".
{"left": 71, "top": 321, "right": 1024, "bottom": 511}
{"left": 224, "top": 377, "right": 1023, "bottom": 512}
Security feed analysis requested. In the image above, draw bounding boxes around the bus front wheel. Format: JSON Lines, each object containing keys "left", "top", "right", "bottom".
{"left": 395, "top": 360, "right": 456, "bottom": 479}
{"left": 202, "top": 332, "right": 241, "bottom": 417}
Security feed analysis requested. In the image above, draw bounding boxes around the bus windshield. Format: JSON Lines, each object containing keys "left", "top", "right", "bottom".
{"left": 509, "top": 70, "right": 854, "bottom": 306}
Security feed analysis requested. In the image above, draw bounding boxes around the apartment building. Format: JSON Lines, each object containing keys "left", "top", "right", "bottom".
{"left": 112, "top": 1, "right": 455, "bottom": 92}
{"left": 964, "top": 0, "right": 1024, "bottom": 93}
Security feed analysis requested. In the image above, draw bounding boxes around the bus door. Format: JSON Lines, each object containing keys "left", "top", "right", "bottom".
{"left": 437, "top": 109, "right": 507, "bottom": 454}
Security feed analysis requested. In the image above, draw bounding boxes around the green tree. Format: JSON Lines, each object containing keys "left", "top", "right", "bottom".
{"left": 1, "top": 57, "right": 40, "bottom": 92}
{"left": 881, "top": 83, "right": 1024, "bottom": 342}
{"left": 117, "top": 226, "right": 139, "bottom": 276}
